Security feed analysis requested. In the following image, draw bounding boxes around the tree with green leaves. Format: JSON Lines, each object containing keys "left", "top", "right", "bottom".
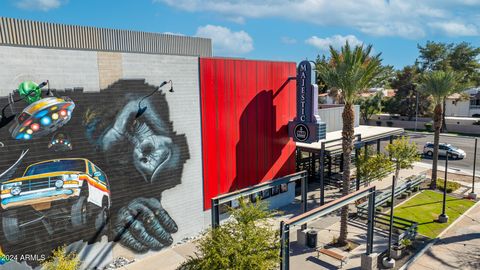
{"left": 356, "top": 147, "right": 394, "bottom": 186}
{"left": 417, "top": 41, "right": 480, "bottom": 131}
{"left": 385, "top": 136, "right": 421, "bottom": 182}
{"left": 385, "top": 65, "right": 433, "bottom": 119}
{"left": 417, "top": 41, "right": 480, "bottom": 84}
{"left": 358, "top": 91, "right": 384, "bottom": 124}
{"left": 316, "top": 42, "right": 387, "bottom": 245}
{"left": 178, "top": 199, "right": 280, "bottom": 270}
{"left": 419, "top": 71, "right": 466, "bottom": 189}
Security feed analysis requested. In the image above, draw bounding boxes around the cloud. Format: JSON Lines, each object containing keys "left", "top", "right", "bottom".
{"left": 226, "top": 16, "right": 245, "bottom": 24}
{"left": 195, "top": 25, "right": 253, "bottom": 55}
{"left": 281, "top": 37, "right": 297, "bottom": 45}
{"left": 155, "top": 0, "right": 480, "bottom": 38}
{"left": 15, "top": 0, "right": 64, "bottom": 11}
{"left": 429, "top": 21, "right": 479, "bottom": 36}
{"left": 306, "top": 35, "right": 363, "bottom": 51}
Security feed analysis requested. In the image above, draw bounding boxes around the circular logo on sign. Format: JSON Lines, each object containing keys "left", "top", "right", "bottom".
{"left": 294, "top": 123, "right": 309, "bottom": 142}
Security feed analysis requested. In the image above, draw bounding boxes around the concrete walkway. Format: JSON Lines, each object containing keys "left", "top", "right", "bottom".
{"left": 120, "top": 165, "right": 430, "bottom": 270}
{"left": 407, "top": 200, "right": 480, "bottom": 270}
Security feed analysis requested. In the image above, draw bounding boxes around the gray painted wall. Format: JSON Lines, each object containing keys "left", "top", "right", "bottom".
{"left": 318, "top": 105, "right": 360, "bottom": 132}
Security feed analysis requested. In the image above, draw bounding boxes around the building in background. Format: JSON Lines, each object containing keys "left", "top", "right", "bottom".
{"left": 445, "top": 88, "right": 480, "bottom": 117}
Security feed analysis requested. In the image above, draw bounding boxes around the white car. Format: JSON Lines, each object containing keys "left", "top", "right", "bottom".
{"left": 423, "top": 142, "right": 466, "bottom": 159}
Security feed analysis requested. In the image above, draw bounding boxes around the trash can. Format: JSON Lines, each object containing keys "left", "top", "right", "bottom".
{"left": 306, "top": 230, "right": 318, "bottom": 248}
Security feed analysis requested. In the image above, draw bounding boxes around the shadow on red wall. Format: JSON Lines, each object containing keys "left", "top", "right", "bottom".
{"left": 231, "top": 89, "right": 291, "bottom": 192}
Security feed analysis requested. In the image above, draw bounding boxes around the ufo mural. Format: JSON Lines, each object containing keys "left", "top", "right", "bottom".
{"left": 48, "top": 132, "right": 73, "bottom": 151}
{"left": 9, "top": 97, "right": 75, "bottom": 140}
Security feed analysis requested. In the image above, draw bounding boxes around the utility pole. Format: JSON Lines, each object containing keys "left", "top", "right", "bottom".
{"left": 414, "top": 90, "right": 419, "bottom": 132}
{"left": 469, "top": 138, "right": 478, "bottom": 199}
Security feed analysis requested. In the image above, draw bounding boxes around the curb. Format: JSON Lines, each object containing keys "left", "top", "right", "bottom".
{"left": 399, "top": 198, "right": 480, "bottom": 270}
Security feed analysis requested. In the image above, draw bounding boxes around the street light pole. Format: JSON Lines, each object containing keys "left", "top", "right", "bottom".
{"left": 470, "top": 138, "right": 478, "bottom": 199}
{"left": 439, "top": 154, "right": 449, "bottom": 223}
{"left": 382, "top": 175, "right": 396, "bottom": 268}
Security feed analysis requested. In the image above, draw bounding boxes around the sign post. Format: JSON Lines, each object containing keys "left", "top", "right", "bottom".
{"left": 288, "top": 61, "right": 326, "bottom": 143}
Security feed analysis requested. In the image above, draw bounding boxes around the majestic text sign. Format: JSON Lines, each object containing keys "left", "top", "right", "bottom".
{"left": 288, "top": 61, "right": 326, "bottom": 143}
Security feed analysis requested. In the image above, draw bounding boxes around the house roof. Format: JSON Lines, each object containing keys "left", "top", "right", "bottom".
{"left": 446, "top": 93, "right": 462, "bottom": 99}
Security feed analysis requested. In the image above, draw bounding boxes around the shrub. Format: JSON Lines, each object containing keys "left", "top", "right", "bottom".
{"left": 385, "top": 199, "right": 392, "bottom": 207}
{"left": 412, "top": 186, "right": 419, "bottom": 192}
{"left": 436, "top": 178, "right": 461, "bottom": 193}
{"left": 386, "top": 121, "right": 394, "bottom": 127}
{"left": 424, "top": 123, "right": 433, "bottom": 131}
{"left": 41, "top": 246, "right": 81, "bottom": 270}
{"left": 331, "top": 235, "right": 339, "bottom": 245}
{"left": 399, "top": 238, "right": 412, "bottom": 248}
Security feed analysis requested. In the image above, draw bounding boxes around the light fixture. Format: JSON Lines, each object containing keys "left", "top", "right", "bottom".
{"left": 136, "top": 80, "right": 173, "bottom": 119}
{"left": 0, "top": 102, "right": 16, "bottom": 129}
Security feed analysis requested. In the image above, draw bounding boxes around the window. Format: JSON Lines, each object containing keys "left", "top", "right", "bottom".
{"left": 93, "top": 165, "right": 107, "bottom": 185}
{"left": 25, "top": 160, "right": 86, "bottom": 176}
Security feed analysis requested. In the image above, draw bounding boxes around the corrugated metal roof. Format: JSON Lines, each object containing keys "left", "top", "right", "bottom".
{"left": 0, "top": 17, "right": 212, "bottom": 57}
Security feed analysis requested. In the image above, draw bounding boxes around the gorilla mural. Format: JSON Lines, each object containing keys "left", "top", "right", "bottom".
{"left": 0, "top": 79, "right": 189, "bottom": 266}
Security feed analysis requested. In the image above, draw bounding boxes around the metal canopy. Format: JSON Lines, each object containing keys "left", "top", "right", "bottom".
{"left": 211, "top": 171, "right": 308, "bottom": 228}
{"left": 280, "top": 185, "right": 377, "bottom": 270}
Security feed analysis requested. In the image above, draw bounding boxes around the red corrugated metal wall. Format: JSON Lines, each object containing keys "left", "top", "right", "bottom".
{"left": 200, "top": 58, "right": 297, "bottom": 209}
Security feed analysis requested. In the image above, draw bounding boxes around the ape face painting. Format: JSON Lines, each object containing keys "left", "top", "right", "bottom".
{"left": 0, "top": 79, "right": 189, "bottom": 266}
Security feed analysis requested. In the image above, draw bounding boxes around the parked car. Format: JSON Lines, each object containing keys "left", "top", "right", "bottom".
{"left": 423, "top": 143, "right": 466, "bottom": 159}
{"left": 0, "top": 158, "right": 111, "bottom": 244}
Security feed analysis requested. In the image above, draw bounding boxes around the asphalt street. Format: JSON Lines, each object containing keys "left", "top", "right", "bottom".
{"left": 380, "top": 132, "right": 479, "bottom": 175}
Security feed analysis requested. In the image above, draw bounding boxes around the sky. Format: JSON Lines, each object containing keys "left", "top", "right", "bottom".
{"left": 1, "top": 0, "right": 479, "bottom": 69}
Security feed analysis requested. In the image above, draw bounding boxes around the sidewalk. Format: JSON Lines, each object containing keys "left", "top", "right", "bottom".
{"left": 120, "top": 165, "right": 430, "bottom": 270}
{"left": 408, "top": 200, "right": 480, "bottom": 270}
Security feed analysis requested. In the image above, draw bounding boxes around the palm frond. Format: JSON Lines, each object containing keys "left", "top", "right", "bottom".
{"left": 316, "top": 41, "right": 386, "bottom": 104}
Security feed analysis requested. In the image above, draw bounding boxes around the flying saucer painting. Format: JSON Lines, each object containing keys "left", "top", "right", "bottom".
{"left": 48, "top": 132, "right": 73, "bottom": 151}
{"left": 10, "top": 97, "right": 75, "bottom": 140}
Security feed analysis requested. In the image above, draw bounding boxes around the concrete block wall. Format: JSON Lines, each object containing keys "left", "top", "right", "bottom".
{"left": 0, "top": 45, "right": 205, "bottom": 269}
{"left": 0, "top": 46, "right": 100, "bottom": 95}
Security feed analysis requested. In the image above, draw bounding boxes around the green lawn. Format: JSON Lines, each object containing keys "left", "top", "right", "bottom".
{"left": 393, "top": 190, "right": 475, "bottom": 238}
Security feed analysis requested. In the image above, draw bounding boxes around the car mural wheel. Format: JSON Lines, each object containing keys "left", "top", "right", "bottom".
{"left": 71, "top": 196, "right": 88, "bottom": 228}
{"left": 94, "top": 201, "right": 108, "bottom": 232}
{"left": 427, "top": 151, "right": 433, "bottom": 156}
{"left": 2, "top": 210, "right": 25, "bottom": 244}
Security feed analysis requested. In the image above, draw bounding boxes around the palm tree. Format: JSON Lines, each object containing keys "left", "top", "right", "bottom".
{"left": 317, "top": 42, "right": 386, "bottom": 245}
{"left": 419, "top": 70, "right": 465, "bottom": 189}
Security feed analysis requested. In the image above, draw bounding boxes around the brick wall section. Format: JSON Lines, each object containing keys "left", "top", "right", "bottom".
{"left": 0, "top": 46, "right": 100, "bottom": 96}
{"left": 97, "top": 52, "right": 123, "bottom": 89}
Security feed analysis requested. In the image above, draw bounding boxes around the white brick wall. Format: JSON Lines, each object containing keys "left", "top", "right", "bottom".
{"left": 121, "top": 53, "right": 207, "bottom": 242}
{"left": 0, "top": 46, "right": 100, "bottom": 95}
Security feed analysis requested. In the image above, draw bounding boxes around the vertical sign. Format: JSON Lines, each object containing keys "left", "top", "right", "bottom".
{"left": 288, "top": 61, "right": 326, "bottom": 143}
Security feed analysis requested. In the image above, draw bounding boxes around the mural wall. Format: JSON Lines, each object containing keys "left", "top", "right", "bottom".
{"left": 0, "top": 46, "right": 205, "bottom": 269}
